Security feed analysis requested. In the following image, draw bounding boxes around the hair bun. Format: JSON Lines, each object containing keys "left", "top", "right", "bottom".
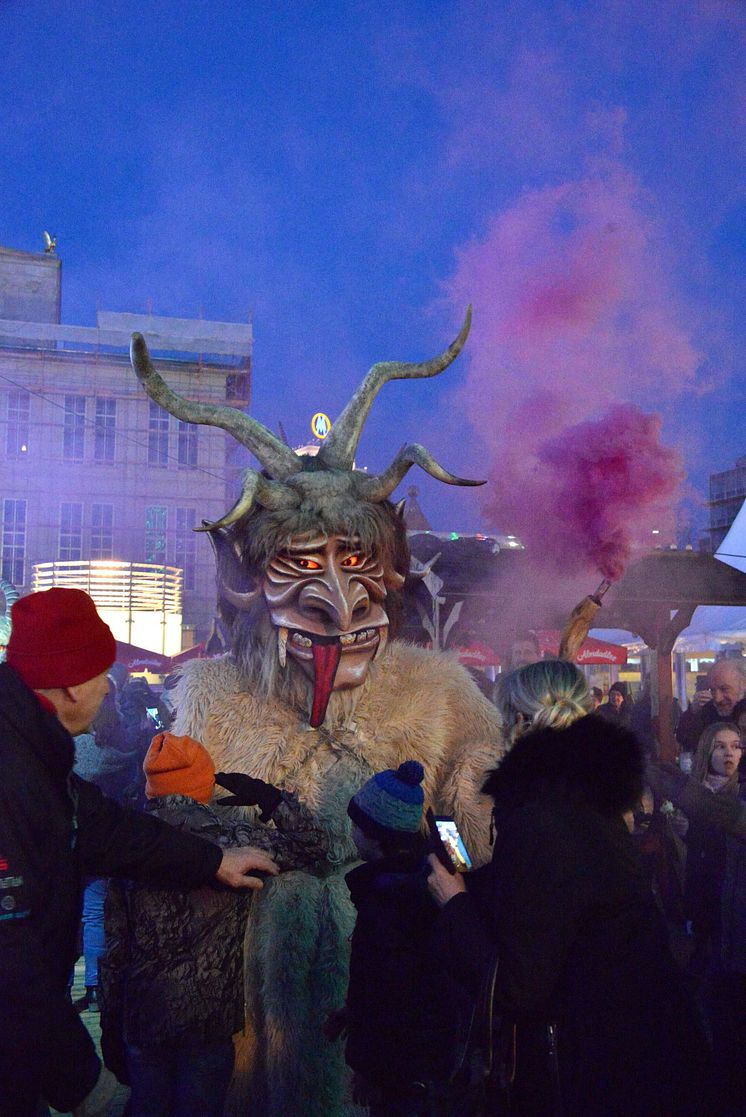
{"left": 396, "top": 760, "right": 425, "bottom": 787}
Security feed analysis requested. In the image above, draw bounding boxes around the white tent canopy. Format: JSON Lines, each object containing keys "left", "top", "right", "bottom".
{"left": 592, "top": 605, "right": 746, "bottom": 655}
{"left": 715, "top": 497, "right": 746, "bottom": 575}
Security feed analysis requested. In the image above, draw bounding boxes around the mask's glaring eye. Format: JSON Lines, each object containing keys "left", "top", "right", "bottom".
{"left": 341, "top": 554, "right": 361, "bottom": 568}
{"left": 296, "top": 558, "right": 322, "bottom": 570}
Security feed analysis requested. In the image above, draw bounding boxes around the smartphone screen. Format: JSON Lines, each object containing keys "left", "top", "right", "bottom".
{"left": 434, "top": 817, "right": 473, "bottom": 871}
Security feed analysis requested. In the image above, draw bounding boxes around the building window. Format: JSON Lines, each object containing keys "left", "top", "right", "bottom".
{"left": 145, "top": 506, "right": 167, "bottom": 563}
{"left": 63, "top": 396, "right": 86, "bottom": 460}
{"left": 177, "top": 420, "right": 198, "bottom": 467}
{"left": 6, "top": 391, "right": 30, "bottom": 458}
{"left": 148, "top": 402, "right": 169, "bottom": 465}
{"left": 94, "top": 398, "right": 117, "bottom": 462}
{"left": 59, "top": 502, "right": 83, "bottom": 560}
{"left": 1, "top": 499, "right": 26, "bottom": 585}
{"left": 91, "top": 503, "right": 114, "bottom": 559}
{"left": 226, "top": 372, "right": 250, "bottom": 401}
{"left": 175, "top": 507, "right": 197, "bottom": 590}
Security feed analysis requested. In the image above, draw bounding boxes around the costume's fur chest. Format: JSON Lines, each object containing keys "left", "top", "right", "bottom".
{"left": 171, "top": 640, "right": 503, "bottom": 1116}
{"left": 173, "top": 640, "right": 502, "bottom": 861}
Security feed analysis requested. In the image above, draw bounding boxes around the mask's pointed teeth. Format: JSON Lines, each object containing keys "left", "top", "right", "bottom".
{"left": 373, "top": 627, "right": 388, "bottom": 660}
{"left": 278, "top": 626, "right": 288, "bottom": 668}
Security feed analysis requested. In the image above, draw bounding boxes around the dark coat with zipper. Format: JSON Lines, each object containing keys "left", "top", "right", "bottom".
{"left": 434, "top": 715, "right": 720, "bottom": 1117}
{"left": 345, "top": 851, "right": 470, "bottom": 1092}
{"left": 0, "top": 663, "right": 223, "bottom": 1116}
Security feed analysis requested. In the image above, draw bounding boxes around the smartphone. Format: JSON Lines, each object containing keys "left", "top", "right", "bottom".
{"left": 146, "top": 706, "right": 162, "bottom": 728}
{"left": 695, "top": 675, "right": 710, "bottom": 693}
{"left": 426, "top": 809, "right": 472, "bottom": 873}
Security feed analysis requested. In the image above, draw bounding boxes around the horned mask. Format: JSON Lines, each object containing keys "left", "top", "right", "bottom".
{"left": 130, "top": 307, "right": 481, "bottom": 727}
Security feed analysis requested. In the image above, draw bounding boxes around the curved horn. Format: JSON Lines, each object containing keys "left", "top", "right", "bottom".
{"left": 356, "top": 443, "right": 485, "bottom": 503}
{"left": 130, "top": 333, "right": 302, "bottom": 480}
{"left": 196, "top": 469, "right": 301, "bottom": 532}
{"left": 317, "top": 306, "right": 472, "bottom": 471}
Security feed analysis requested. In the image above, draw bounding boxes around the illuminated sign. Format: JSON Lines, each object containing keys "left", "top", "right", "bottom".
{"left": 311, "top": 412, "right": 331, "bottom": 439}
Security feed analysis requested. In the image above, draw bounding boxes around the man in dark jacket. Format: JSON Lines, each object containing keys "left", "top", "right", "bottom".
{"left": 0, "top": 588, "right": 277, "bottom": 1117}
{"left": 676, "top": 659, "right": 746, "bottom": 754}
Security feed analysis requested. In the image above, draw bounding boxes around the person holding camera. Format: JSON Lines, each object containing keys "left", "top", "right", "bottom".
{"left": 677, "top": 660, "right": 746, "bottom": 756}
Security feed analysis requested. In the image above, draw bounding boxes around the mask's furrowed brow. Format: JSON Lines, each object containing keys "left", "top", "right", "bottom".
{"left": 282, "top": 535, "right": 363, "bottom": 555}
{"left": 281, "top": 534, "right": 329, "bottom": 555}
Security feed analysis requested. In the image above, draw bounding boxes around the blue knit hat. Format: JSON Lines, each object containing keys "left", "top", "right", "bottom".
{"left": 348, "top": 760, "right": 425, "bottom": 845}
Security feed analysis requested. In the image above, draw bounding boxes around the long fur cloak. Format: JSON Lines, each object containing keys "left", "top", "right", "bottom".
{"left": 172, "top": 639, "right": 503, "bottom": 1117}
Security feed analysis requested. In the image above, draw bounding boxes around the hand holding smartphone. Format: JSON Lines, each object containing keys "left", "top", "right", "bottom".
{"left": 426, "top": 808, "right": 473, "bottom": 873}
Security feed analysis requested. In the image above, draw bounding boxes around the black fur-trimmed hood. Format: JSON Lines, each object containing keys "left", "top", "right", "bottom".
{"left": 482, "top": 714, "right": 644, "bottom": 818}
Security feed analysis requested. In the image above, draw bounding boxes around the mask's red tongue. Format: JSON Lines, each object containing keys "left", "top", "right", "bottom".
{"left": 310, "top": 639, "right": 342, "bottom": 727}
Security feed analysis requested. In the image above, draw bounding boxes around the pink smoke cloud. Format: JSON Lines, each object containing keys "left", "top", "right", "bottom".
{"left": 482, "top": 404, "right": 682, "bottom": 581}
{"left": 441, "top": 162, "right": 699, "bottom": 577}
{"left": 446, "top": 167, "right": 702, "bottom": 436}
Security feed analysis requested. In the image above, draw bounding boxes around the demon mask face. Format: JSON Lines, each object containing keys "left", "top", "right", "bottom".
{"left": 130, "top": 307, "right": 481, "bottom": 727}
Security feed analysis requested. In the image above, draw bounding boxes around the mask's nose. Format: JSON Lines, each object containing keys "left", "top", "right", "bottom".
{"left": 298, "top": 570, "right": 370, "bottom": 631}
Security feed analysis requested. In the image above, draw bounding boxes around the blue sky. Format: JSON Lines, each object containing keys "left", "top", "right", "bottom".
{"left": 2, "top": 0, "right": 744, "bottom": 540}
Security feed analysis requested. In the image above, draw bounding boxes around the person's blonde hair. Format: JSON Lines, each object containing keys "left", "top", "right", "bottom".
{"left": 495, "top": 658, "right": 592, "bottom": 744}
{"left": 692, "top": 721, "right": 742, "bottom": 787}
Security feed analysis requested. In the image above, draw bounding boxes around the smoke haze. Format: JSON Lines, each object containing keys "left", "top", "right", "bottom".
{"left": 482, "top": 405, "right": 682, "bottom": 581}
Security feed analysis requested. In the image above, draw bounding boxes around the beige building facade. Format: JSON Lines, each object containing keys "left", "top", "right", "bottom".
{"left": 0, "top": 244, "right": 252, "bottom": 642}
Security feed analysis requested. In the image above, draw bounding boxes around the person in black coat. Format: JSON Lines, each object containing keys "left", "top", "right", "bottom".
{"left": 332, "top": 760, "right": 466, "bottom": 1117}
{"left": 596, "top": 679, "right": 633, "bottom": 727}
{"left": 428, "top": 659, "right": 720, "bottom": 1117}
{"left": 0, "top": 588, "right": 277, "bottom": 1117}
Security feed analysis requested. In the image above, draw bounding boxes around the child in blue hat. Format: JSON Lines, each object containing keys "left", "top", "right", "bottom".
{"left": 330, "top": 761, "right": 465, "bottom": 1116}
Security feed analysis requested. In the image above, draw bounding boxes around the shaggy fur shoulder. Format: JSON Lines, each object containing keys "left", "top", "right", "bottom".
{"left": 172, "top": 639, "right": 502, "bottom": 864}
{"left": 172, "top": 654, "right": 246, "bottom": 742}
{"left": 483, "top": 714, "right": 644, "bottom": 817}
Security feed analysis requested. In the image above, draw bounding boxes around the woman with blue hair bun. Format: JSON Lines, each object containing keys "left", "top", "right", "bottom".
{"left": 428, "top": 658, "right": 720, "bottom": 1117}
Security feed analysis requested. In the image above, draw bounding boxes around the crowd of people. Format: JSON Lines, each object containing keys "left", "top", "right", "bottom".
{"left": 3, "top": 586, "right": 746, "bottom": 1116}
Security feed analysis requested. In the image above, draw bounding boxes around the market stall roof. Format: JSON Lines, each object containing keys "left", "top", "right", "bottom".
{"left": 171, "top": 642, "right": 206, "bottom": 664}
{"left": 535, "top": 630, "right": 628, "bottom": 665}
{"left": 604, "top": 551, "right": 746, "bottom": 620}
{"left": 115, "top": 641, "right": 172, "bottom": 674}
{"left": 598, "top": 550, "right": 746, "bottom": 761}
{"left": 456, "top": 641, "right": 501, "bottom": 668}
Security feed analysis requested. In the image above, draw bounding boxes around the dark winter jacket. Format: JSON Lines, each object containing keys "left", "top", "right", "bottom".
{"left": 99, "top": 789, "right": 332, "bottom": 1051}
{"left": 596, "top": 697, "right": 632, "bottom": 727}
{"left": 684, "top": 781, "right": 743, "bottom": 937}
{"left": 345, "top": 852, "right": 467, "bottom": 1090}
{"left": 719, "top": 782, "right": 746, "bottom": 974}
{"left": 676, "top": 696, "right": 746, "bottom": 753}
{"left": 0, "top": 663, "right": 223, "bottom": 1116}
{"left": 647, "top": 763, "right": 746, "bottom": 975}
{"left": 435, "top": 715, "right": 720, "bottom": 1117}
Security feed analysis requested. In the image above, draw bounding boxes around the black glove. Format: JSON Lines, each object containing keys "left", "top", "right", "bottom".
{"left": 214, "top": 772, "right": 283, "bottom": 821}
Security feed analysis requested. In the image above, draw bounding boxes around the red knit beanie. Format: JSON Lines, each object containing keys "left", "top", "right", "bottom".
{"left": 7, "top": 588, "right": 116, "bottom": 689}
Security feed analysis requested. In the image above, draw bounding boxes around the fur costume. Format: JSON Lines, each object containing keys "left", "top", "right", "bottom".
{"left": 173, "top": 641, "right": 501, "bottom": 1115}
{"left": 130, "top": 308, "right": 505, "bottom": 1115}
